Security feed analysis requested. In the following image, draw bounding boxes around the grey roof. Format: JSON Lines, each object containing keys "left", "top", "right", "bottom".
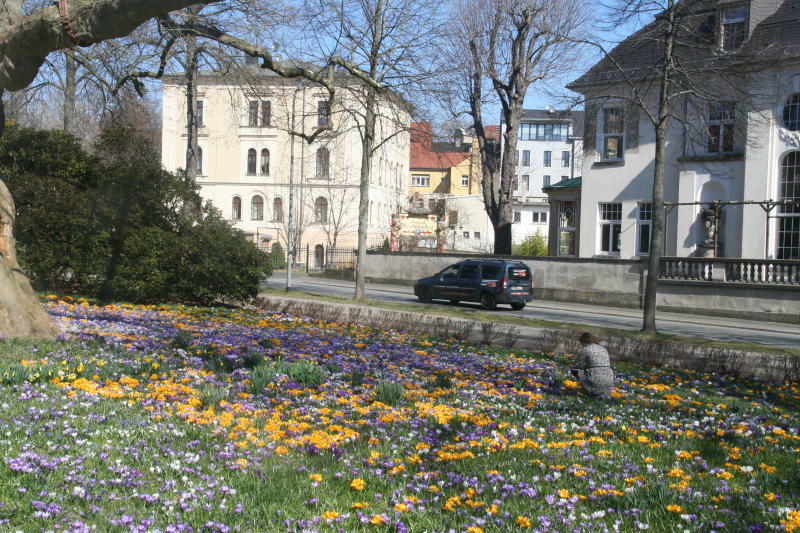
{"left": 568, "top": 0, "right": 800, "bottom": 90}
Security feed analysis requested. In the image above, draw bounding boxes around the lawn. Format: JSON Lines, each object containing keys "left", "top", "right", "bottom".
{"left": 0, "top": 298, "right": 798, "bottom": 532}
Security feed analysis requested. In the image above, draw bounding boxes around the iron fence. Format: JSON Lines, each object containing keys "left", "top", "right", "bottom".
{"left": 266, "top": 245, "right": 357, "bottom": 279}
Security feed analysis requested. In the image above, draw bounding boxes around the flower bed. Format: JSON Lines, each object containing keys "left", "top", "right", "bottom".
{"left": 0, "top": 300, "right": 798, "bottom": 532}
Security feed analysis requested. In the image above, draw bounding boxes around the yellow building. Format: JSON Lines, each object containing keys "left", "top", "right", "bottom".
{"left": 409, "top": 122, "right": 481, "bottom": 198}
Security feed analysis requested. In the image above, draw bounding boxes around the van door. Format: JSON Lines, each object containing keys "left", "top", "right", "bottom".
{"left": 433, "top": 264, "right": 461, "bottom": 300}
{"left": 456, "top": 263, "right": 481, "bottom": 300}
{"left": 506, "top": 264, "right": 532, "bottom": 299}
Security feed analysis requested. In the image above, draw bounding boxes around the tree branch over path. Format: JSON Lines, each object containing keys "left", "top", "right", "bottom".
{"left": 0, "top": 0, "right": 226, "bottom": 91}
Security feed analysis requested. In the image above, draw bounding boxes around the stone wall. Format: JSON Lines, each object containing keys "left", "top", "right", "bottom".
{"left": 363, "top": 251, "right": 800, "bottom": 323}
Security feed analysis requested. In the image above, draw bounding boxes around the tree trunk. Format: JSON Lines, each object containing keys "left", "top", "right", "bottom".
{"left": 642, "top": 8, "right": 676, "bottom": 334}
{"left": 494, "top": 106, "right": 521, "bottom": 254}
{"left": 63, "top": 50, "right": 77, "bottom": 134}
{"left": 354, "top": 0, "right": 383, "bottom": 301}
{"left": 184, "top": 39, "right": 199, "bottom": 182}
{"left": 0, "top": 180, "right": 61, "bottom": 338}
{"left": 354, "top": 91, "right": 376, "bottom": 300}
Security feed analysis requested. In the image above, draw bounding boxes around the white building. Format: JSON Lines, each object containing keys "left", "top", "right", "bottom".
{"left": 568, "top": 0, "right": 800, "bottom": 260}
{"left": 501, "top": 109, "right": 583, "bottom": 245}
{"left": 161, "top": 64, "right": 410, "bottom": 255}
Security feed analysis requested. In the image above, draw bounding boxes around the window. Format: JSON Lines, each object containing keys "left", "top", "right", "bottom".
{"left": 638, "top": 203, "right": 652, "bottom": 255}
{"left": 316, "top": 147, "right": 330, "bottom": 178}
{"left": 463, "top": 231, "right": 469, "bottom": 238}
{"left": 599, "top": 203, "right": 622, "bottom": 254}
{"left": 314, "top": 197, "right": 328, "bottom": 223}
{"left": 247, "top": 148, "right": 257, "bottom": 175}
{"left": 521, "top": 175, "right": 530, "bottom": 192}
{"left": 273, "top": 197, "right": 284, "bottom": 222}
{"left": 251, "top": 195, "right": 264, "bottom": 220}
{"left": 412, "top": 174, "right": 430, "bottom": 187}
{"left": 708, "top": 103, "right": 735, "bottom": 153}
{"left": 248, "top": 101, "right": 259, "bottom": 127}
{"left": 721, "top": 6, "right": 747, "bottom": 51}
{"left": 196, "top": 100, "right": 204, "bottom": 127}
{"left": 558, "top": 201, "right": 577, "bottom": 256}
{"left": 543, "top": 151, "right": 552, "bottom": 167}
{"left": 532, "top": 212, "right": 539, "bottom": 223}
{"left": 318, "top": 100, "right": 329, "bottom": 127}
{"left": 196, "top": 147, "right": 203, "bottom": 175}
{"left": 461, "top": 175, "right": 469, "bottom": 187}
{"left": 522, "top": 150, "right": 530, "bottom": 166}
{"left": 602, "top": 107, "right": 624, "bottom": 160}
{"left": 515, "top": 150, "right": 520, "bottom": 166}
{"left": 261, "top": 100, "right": 271, "bottom": 127}
{"left": 541, "top": 212, "right": 548, "bottom": 223}
{"left": 231, "top": 196, "right": 241, "bottom": 220}
{"left": 543, "top": 175, "right": 551, "bottom": 188}
{"left": 474, "top": 232, "right": 481, "bottom": 239}
{"left": 783, "top": 94, "right": 800, "bottom": 131}
{"left": 517, "top": 123, "right": 570, "bottom": 141}
{"left": 777, "top": 151, "right": 800, "bottom": 259}
{"left": 461, "top": 264, "right": 480, "bottom": 279}
{"left": 260, "top": 149, "right": 270, "bottom": 175}
{"left": 562, "top": 151, "right": 570, "bottom": 167}
{"left": 514, "top": 211, "right": 521, "bottom": 223}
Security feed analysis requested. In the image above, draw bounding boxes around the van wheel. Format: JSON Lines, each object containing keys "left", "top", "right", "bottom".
{"left": 480, "top": 292, "right": 496, "bottom": 310}
{"left": 418, "top": 286, "right": 432, "bottom": 303}
{"left": 510, "top": 302, "right": 526, "bottom": 311}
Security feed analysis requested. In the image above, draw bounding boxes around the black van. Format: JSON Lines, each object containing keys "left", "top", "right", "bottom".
{"left": 413, "top": 259, "right": 533, "bottom": 310}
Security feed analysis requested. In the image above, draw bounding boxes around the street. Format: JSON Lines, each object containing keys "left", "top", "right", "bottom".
{"left": 264, "top": 273, "right": 800, "bottom": 349}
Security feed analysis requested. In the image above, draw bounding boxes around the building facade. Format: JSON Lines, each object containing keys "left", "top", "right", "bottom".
{"left": 568, "top": 0, "right": 799, "bottom": 260}
{"left": 501, "top": 109, "right": 583, "bottom": 246}
{"left": 161, "top": 68, "right": 410, "bottom": 254}
{"left": 407, "top": 122, "right": 492, "bottom": 251}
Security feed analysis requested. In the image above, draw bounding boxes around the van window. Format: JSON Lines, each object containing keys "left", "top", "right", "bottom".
{"left": 461, "top": 264, "right": 480, "bottom": 279}
{"left": 482, "top": 265, "right": 501, "bottom": 279}
{"left": 508, "top": 266, "right": 530, "bottom": 280}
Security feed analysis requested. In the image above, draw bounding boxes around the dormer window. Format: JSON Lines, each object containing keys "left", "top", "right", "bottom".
{"left": 721, "top": 6, "right": 747, "bottom": 51}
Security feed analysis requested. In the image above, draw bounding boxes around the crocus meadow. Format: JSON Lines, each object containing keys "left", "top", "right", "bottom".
{"left": 0, "top": 299, "right": 798, "bottom": 532}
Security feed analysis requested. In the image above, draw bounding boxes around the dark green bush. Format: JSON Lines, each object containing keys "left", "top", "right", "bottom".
{"left": 1, "top": 126, "right": 270, "bottom": 303}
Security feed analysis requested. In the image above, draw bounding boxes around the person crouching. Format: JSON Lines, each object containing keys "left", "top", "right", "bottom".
{"left": 571, "top": 332, "right": 614, "bottom": 399}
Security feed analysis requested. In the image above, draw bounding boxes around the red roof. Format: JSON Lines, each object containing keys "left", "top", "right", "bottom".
{"left": 484, "top": 125, "right": 500, "bottom": 141}
{"left": 410, "top": 121, "right": 470, "bottom": 170}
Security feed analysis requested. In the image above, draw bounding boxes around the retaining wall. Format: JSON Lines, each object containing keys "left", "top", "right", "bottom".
{"left": 363, "top": 251, "right": 800, "bottom": 323}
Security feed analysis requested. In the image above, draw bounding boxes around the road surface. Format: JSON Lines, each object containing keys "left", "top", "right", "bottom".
{"left": 263, "top": 273, "right": 800, "bottom": 349}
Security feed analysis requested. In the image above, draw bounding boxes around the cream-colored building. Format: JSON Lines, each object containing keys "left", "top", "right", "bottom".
{"left": 161, "top": 66, "right": 410, "bottom": 255}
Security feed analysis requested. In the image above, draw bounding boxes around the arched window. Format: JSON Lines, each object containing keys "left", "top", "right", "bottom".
{"left": 247, "top": 148, "right": 257, "bottom": 175}
{"left": 260, "top": 148, "right": 270, "bottom": 175}
{"left": 316, "top": 147, "right": 330, "bottom": 178}
{"left": 784, "top": 94, "right": 800, "bottom": 131}
{"left": 197, "top": 147, "right": 203, "bottom": 175}
{"left": 272, "top": 197, "right": 284, "bottom": 222}
{"left": 314, "top": 196, "right": 328, "bottom": 223}
{"left": 231, "top": 196, "right": 241, "bottom": 220}
{"left": 778, "top": 151, "right": 799, "bottom": 259}
{"left": 251, "top": 195, "right": 264, "bottom": 220}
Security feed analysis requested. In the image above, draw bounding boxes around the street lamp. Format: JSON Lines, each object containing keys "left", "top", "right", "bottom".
{"left": 286, "top": 82, "right": 307, "bottom": 291}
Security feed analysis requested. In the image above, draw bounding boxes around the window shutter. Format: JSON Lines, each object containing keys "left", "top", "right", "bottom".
{"left": 625, "top": 102, "right": 640, "bottom": 153}
{"left": 583, "top": 101, "right": 597, "bottom": 155}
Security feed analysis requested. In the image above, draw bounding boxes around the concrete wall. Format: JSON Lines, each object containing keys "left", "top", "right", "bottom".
{"left": 363, "top": 251, "right": 800, "bottom": 322}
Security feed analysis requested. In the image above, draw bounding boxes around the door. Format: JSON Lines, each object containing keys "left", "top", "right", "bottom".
{"left": 433, "top": 264, "right": 461, "bottom": 300}
{"left": 456, "top": 263, "right": 481, "bottom": 301}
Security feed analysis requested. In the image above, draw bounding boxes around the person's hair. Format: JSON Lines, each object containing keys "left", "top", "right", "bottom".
{"left": 579, "top": 332, "right": 599, "bottom": 345}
